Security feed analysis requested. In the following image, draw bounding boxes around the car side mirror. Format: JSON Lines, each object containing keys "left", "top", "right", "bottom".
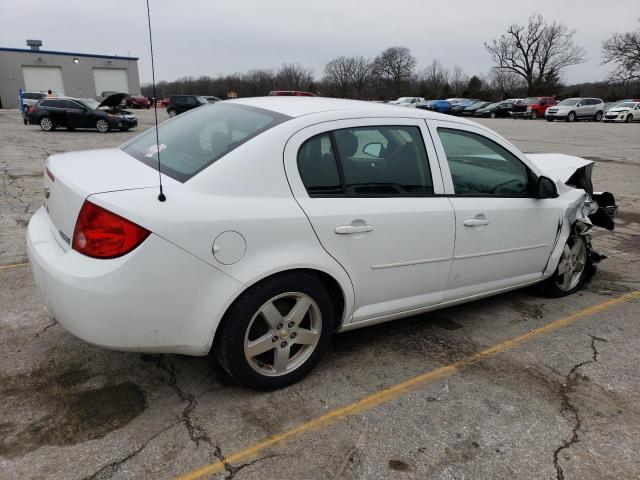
{"left": 363, "top": 142, "right": 383, "bottom": 157}
{"left": 536, "top": 176, "right": 558, "bottom": 199}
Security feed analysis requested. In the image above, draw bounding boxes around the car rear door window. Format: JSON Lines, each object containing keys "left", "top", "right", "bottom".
{"left": 437, "top": 128, "right": 530, "bottom": 196}
{"left": 297, "top": 134, "right": 342, "bottom": 195}
{"left": 335, "top": 126, "right": 433, "bottom": 196}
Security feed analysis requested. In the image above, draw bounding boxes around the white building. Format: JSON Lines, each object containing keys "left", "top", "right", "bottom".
{"left": 0, "top": 40, "right": 140, "bottom": 108}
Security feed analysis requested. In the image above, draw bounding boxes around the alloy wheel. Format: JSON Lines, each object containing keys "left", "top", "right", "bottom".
{"left": 244, "top": 292, "right": 322, "bottom": 377}
{"left": 40, "top": 117, "right": 53, "bottom": 131}
{"left": 555, "top": 235, "right": 587, "bottom": 292}
{"left": 96, "top": 119, "right": 109, "bottom": 133}
{"left": 568, "top": 112, "right": 576, "bottom": 122}
{"left": 595, "top": 111, "right": 603, "bottom": 122}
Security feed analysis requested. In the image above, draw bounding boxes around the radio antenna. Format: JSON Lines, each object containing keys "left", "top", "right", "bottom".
{"left": 146, "top": 0, "right": 166, "bottom": 202}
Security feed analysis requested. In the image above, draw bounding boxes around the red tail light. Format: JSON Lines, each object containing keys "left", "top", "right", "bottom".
{"left": 28, "top": 105, "right": 35, "bottom": 113}
{"left": 72, "top": 201, "right": 150, "bottom": 259}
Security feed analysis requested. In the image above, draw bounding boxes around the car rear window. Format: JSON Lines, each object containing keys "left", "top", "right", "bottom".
{"left": 121, "top": 103, "right": 290, "bottom": 182}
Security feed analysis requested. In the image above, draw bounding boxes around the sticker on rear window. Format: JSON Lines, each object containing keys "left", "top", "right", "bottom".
{"left": 143, "top": 143, "right": 167, "bottom": 158}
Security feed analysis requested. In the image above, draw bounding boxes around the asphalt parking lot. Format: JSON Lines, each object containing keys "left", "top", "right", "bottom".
{"left": 1, "top": 109, "right": 639, "bottom": 480}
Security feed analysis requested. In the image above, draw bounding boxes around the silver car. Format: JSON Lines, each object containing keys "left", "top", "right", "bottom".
{"left": 545, "top": 98, "right": 605, "bottom": 122}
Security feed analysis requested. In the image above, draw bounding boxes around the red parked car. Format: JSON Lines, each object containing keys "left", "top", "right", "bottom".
{"left": 268, "top": 90, "right": 317, "bottom": 97}
{"left": 511, "top": 96, "right": 556, "bottom": 119}
{"left": 126, "top": 95, "right": 151, "bottom": 109}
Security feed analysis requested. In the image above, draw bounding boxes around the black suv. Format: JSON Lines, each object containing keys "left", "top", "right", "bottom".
{"left": 166, "top": 95, "right": 208, "bottom": 117}
{"left": 25, "top": 94, "right": 137, "bottom": 133}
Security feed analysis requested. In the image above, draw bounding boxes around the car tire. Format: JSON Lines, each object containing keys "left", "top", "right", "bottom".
{"left": 543, "top": 234, "right": 589, "bottom": 298}
{"left": 167, "top": 108, "right": 177, "bottom": 117}
{"left": 595, "top": 111, "right": 603, "bottom": 122}
{"left": 625, "top": 114, "right": 632, "bottom": 123}
{"left": 214, "top": 272, "right": 335, "bottom": 390}
{"left": 96, "top": 118, "right": 110, "bottom": 133}
{"left": 546, "top": 117, "right": 554, "bottom": 122}
{"left": 530, "top": 110, "right": 538, "bottom": 120}
{"left": 567, "top": 111, "right": 576, "bottom": 122}
{"left": 39, "top": 116, "right": 55, "bottom": 131}
{"left": 490, "top": 112, "right": 496, "bottom": 119}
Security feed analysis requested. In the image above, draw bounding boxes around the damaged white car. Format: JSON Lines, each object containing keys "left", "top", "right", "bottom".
{"left": 26, "top": 98, "right": 617, "bottom": 389}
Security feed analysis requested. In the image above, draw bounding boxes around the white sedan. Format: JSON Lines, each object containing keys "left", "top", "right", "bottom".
{"left": 27, "top": 98, "right": 617, "bottom": 390}
{"left": 603, "top": 101, "right": 640, "bottom": 123}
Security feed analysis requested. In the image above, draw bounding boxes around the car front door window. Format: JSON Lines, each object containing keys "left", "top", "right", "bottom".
{"left": 437, "top": 128, "right": 529, "bottom": 196}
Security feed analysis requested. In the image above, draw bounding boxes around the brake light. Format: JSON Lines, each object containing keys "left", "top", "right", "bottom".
{"left": 72, "top": 201, "right": 150, "bottom": 259}
{"left": 28, "top": 105, "right": 35, "bottom": 113}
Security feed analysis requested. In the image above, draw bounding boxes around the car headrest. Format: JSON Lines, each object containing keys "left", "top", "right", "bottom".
{"left": 334, "top": 130, "right": 358, "bottom": 158}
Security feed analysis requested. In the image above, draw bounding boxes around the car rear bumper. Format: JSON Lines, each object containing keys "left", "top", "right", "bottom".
{"left": 27, "top": 206, "right": 242, "bottom": 355}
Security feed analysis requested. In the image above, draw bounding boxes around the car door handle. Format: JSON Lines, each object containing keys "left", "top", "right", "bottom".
{"left": 335, "top": 224, "right": 373, "bottom": 234}
{"left": 463, "top": 218, "right": 490, "bottom": 227}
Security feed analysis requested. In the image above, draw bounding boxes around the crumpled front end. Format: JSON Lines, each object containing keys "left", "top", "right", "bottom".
{"left": 530, "top": 154, "right": 618, "bottom": 281}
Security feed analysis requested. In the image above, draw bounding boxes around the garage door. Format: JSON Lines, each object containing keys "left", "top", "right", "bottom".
{"left": 22, "top": 66, "right": 65, "bottom": 94}
{"left": 93, "top": 68, "right": 129, "bottom": 96}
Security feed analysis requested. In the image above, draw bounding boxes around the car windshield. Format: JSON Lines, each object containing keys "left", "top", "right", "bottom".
{"left": 484, "top": 103, "right": 499, "bottom": 109}
{"left": 78, "top": 98, "right": 101, "bottom": 110}
{"left": 195, "top": 96, "right": 208, "bottom": 105}
{"left": 614, "top": 102, "right": 636, "bottom": 108}
{"left": 557, "top": 98, "right": 580, "bottom": 106}
{"left": 121, "top": 103, "right": 290, "bottom": 182}
{"left": 395, "top": 98, "right": 412, "bottom": 104}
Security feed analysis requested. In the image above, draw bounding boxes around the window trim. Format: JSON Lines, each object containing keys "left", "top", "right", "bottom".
{"left": 433, "top": 125, "right": 537, "bottom": 198}
{"left": 298, "top": 125, "right": 437, "bottom": 199}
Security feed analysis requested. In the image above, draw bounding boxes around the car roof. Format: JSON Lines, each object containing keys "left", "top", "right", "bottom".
{"left": 226, "top": 96, "right": 478, "bottom": 124}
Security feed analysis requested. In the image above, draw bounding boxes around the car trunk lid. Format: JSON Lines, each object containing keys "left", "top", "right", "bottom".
{"left": 44, "top": 148, "right": 177, "bottom": 249}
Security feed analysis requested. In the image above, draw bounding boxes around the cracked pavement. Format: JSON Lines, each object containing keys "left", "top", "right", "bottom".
{"left": 1, "top": 110, "right": 639, "bottom": 479}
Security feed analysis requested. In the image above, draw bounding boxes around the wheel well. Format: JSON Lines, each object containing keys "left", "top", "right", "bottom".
{"left": 214, "top": 269, "right": 347, "bottom": 347}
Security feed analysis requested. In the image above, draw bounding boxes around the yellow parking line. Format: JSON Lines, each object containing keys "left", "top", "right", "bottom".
{"left": 0, "top": 261, "right": 29, "bottom": 271}
{"left": 176, "top": 290, "right": 640, "bottom": 480}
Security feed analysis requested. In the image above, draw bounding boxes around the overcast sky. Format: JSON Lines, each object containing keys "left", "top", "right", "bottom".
{"left": 1, "top": 0, "right": 638, "bottom": 86}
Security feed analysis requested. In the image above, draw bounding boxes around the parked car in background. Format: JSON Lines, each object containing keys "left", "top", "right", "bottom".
{"left": 166, "top": 95, "right": 208, "bottom": 117}
{"left": 268, "top": 91, "right": 317, "bottom": 97}
{"left": 427, "top": 99, "right": 452, "bottom": 114}
{"left": 449, "top": 99, "right": 482, "bottom": 116}
{"left": 415, "top": 100, "right": 435, "bottom": 110}
{"left": 204, "top": 96, "right": 222, "bottom": 103}
{"left": 25, "top": 93, "right": 137, "bottom": 132}
{"left": 545, "top": 98, "right": 605, "bottom": 122}
{"left": 21, "top": 92, "right": 47, "bottom": 112}
{"left": 462, "top": 101, "right": 491, "bottom": 116}
{"left": 388, "top": 97, "right": 425, "bottom": 107}
{"left": 603, "top": 101, "right": 640, "bottom": 123}
{"left": 26, "top": 97, "right": 617, "bottom": 390}
{"left": 511, "top": 96, "right": 556, "bottom": 119}
{"left": 126, "top": 95, "right": 151, "bottom": 109}
{"left": 474, "top": 100, "right": 515, "bottom": 118}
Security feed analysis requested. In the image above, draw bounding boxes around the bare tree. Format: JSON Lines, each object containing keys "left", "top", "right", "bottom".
{"left": 602, "top": 22, "right": 640, "bottom": 82}
{"left": 275, "top": 63, "right": 315, "bottom": 91}
{"left": 418, "top": 60, "right": 449, "bottom": 98}
{"left": 350, "top": 56, "right": 373, "bottom": 98}
{"left": 324, "top": 56, "right": 354, "bottom": 97}
{"left": 372, "top": 46, "right": 417, "bottom": 97}
{"left": 242, "top": 69, "right": 276, "bottom": 96}
{"left": 484, "top": 14, "right": 586, "bottom": 94}
{"left": 486, "top": 68, "right": 527, "bottom": 98}
{"left": 450, "top": 66, "right": 468, "bottom": 96}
